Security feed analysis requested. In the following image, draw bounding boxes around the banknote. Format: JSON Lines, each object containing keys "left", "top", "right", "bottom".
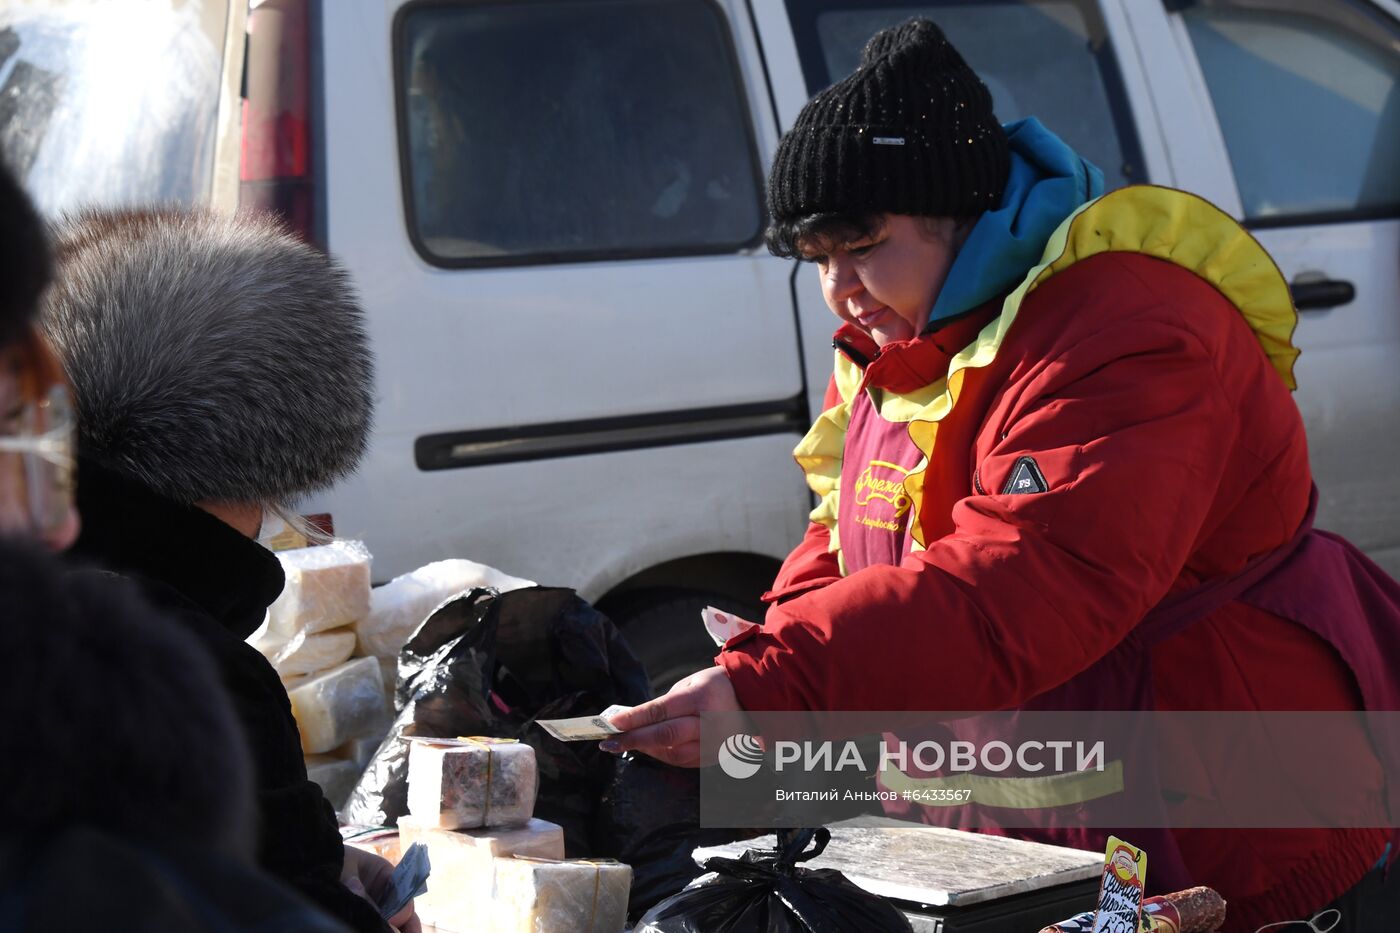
{"left": 701, "top": 605, "right": 758, "bottom": 647}
{"left": 537, "top": 704, "right": 632, "bottom": 742}
{"left": 379, "top": 841, "right": 430, "bottom": 920}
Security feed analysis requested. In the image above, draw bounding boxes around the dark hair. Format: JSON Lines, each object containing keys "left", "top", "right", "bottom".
{"left": 766, "top": 210, "right": 977, "bottom": 261}
{"left": 0, "top": 158, "right": 52, "bottom": 346}
{"left": 765, "top": 211, "right": 884, "bottom": 261}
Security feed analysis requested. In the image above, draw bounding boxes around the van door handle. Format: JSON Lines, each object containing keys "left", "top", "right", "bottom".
{"left": 1290, "top": 278, "right": 1355, "bottom": 311}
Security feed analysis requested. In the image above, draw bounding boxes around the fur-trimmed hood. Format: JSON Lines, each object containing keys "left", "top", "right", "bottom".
{"left": 40, "top": 209, "right": 374, "bottom": 505}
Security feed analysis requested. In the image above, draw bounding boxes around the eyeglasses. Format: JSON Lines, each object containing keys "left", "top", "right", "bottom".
{"left": 0, "top": 331, "right": 76, "bottom": 538}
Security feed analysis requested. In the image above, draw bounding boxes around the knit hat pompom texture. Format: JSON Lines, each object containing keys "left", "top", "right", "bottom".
{"left": 41, "top": 209, "right": 374, "bottom": 505}
{"left": 767, "top": 18, "right": 1009, "bottom": 225}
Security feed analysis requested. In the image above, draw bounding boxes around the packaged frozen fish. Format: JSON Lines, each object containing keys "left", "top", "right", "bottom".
{"left": 396, "top": 816, "right": 564, "bottom": 929}
{"left": 405, "top": 736, "right": 537, "bottom": 830}
{"left": 288, "top": 656, "right": 389, "bottom": 754}
{"left": 267, "top": 540, "right": 372, "bottom": 638}
{"left": 305, "top": 755, "right": 362, "bottom": 811}
{"left": 264, "top": 628, "right": 356, "bottom": 678}
{"left": 490, "top": 856, "right": 632, "bottom": 933}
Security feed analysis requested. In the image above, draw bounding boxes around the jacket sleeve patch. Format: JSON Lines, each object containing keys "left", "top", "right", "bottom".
{"left": 1001, "top": 456, "right": 1049, "bottom": 495}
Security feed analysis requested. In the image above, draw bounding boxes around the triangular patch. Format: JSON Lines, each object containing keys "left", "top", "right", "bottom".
{"left": 1001, "top": 456, "right": 1048, "bottom": 495}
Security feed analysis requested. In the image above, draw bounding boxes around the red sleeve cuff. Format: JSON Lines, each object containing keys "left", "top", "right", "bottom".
{"left": 718, "top": 634, "right": 808, "bottom": 712}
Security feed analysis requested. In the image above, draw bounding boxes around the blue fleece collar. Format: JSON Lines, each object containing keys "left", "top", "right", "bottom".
{"left": 927, "top": 118, "right": 1104, "bottom": 326}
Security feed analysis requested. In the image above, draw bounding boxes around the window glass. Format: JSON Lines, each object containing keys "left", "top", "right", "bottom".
{"left": 786, "top": 1, "right": 1141, "bottom": 190}
{"left": 399, "top": 0, "right": 763, "bottom": 265}
{"left": 0, "top": 1, "right": 226, "bottom": 214}
{"left": 1183, "top": 3, "right": 1400, "bottom": 222}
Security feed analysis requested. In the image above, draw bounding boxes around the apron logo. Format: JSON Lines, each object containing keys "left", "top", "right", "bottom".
{"left": 854, "top": 460, "right": 914, "bottom": 533}
{"left": 855, "top": 460, "right": 913, "bottom": 515}
{"left": 1001, "top": 456, "right": 1049, "bottom": 495}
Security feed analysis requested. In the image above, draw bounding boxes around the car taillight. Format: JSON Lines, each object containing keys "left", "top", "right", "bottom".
{"left": 241, "top": 0, "right": 320, "bottom": 246}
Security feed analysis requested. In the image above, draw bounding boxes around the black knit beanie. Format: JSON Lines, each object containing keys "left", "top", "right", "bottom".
{"left": 766, "top": 18, "right": 1009, "bottom": 228}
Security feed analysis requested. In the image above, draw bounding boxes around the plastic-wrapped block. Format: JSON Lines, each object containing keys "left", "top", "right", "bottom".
{"left": 355, "top": 559, "right": 535, "bottom": 658}
{"left": 288, "top": 656, "right": 389, "bottom": 754}
{"left": 305, "top": 755, "right": 362, "bottom": 811}
{"left": 406, "top": 737, "right": 537, "bottom": 830}
{"left": 489, "top": 856, "right": 632, "bottom": 933}
{"left": 398, "top": 816, "right": 565, "bottom": 927}
{"left": 268, "top": 540, "right": 372, "bottom": 638}
{"left": 335, "top": 730, "right": 388, "bottom": 770}
{"left": 263, "top": 628, "right": 357, "bottom": 678}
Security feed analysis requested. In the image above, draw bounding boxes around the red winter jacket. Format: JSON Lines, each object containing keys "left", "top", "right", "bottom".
{"left": 719, "top": 200, "right": 1386, "bottom": 928}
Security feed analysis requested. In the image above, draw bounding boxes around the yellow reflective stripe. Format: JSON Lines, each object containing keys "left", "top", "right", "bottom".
{"left": 879, "top": 759, "right": 1125, "bottom": 809}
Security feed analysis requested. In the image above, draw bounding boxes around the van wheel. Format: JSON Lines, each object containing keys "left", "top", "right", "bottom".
{"left": 606, "top": 588, "right": 762, "bottom": 696}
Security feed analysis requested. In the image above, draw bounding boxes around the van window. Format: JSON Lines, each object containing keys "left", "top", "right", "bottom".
{"left": 397, "top": 0, "right": 763, "bottom": 267}
{"left": 1181, "top": 1, "right": 1400, "bottom": 224}
{"left": 784, "top": 1, "right": 1143, "bottom": 191}
{"left": 0, "top": 3, "right": 227, "bottom": 215}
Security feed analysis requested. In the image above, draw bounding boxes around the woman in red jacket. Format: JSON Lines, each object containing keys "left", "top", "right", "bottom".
{"left": 607, "top": 18, "right": 1400, "bottom": 931}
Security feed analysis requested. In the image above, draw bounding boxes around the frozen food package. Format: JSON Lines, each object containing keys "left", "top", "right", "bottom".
{"left": 355, "top": 559, "right": 535, "bottom": 659}
{"left": 397, "top": 815, "right": 565, "bottom": 926}
{"left": 490, "top": 856, "right": 632, "bottom": 933}
{"left": 397, "top": 815, "right": 564, "bottom": 861}
{"left": 305, "top": 755, "right": 362, "bottom": 811}
{"left": 405, "top": 737, "right": 537, "bottom": 829}
{"left": 264, "top": 628, "right": 357, "bottom": 678}
{"left": 267, "top": 540, "right": 372, "bottom": 638}
{"left": 288, "top": 656, "right": 390, "bottom": 754}
{"left": 335, "top": 730, "right": 389, "bottom": 770}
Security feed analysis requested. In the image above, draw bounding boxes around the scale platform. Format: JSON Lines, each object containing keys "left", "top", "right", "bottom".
{"left": 693, "top": 820, "right": 1103, "bottom": 933}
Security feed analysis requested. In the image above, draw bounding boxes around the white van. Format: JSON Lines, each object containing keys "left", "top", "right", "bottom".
{"left": 3, "top": 0, "right": 1397, "bottom": 687}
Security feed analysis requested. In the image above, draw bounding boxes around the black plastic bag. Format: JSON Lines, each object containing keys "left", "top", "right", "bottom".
{"left": 635, "top": 828, "right": 913, "bottom": 933}
{"left": 343, "top": 586, "right": 652, "bottom": 854}
{"left": 592, "top": 753, "right": 764, "bottom": 917}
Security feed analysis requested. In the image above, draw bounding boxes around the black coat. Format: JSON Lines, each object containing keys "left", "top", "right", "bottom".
{"left": 68, "top": 460, "right": 388, "bottom": 933}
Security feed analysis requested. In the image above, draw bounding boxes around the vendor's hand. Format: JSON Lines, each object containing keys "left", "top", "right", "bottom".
{"left": 341, "top": 845, "right": 422, "bottom": 933}
{"left": 601, "top": 666, "right": 742, "bottom": 768}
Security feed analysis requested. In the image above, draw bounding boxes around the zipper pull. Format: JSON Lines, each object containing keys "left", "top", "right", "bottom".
{"left": 833, "top": 337, "right": 876, "bottom": 369}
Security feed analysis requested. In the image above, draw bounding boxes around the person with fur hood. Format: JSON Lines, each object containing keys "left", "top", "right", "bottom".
{"left": 1, "top": 161, "right": 350, "bottom": 929}
{"left": 40, "top": 208, "right": 417, "bottom": 933}
{"left": 607, "top": 19, "right": 1400, "bottom": 931}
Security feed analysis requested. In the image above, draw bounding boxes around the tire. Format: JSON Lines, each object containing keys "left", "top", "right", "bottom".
{"left": 607, "top": 588, "right": 762, "bottom": 695}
